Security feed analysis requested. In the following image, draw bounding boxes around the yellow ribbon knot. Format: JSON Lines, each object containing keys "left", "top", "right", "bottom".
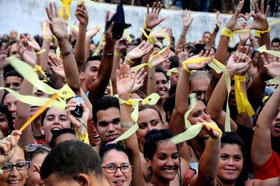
{"left": 171, "top": 93, "right": 223, "bottom": 144}
{"left": 167, "top": 68, "right": 180, "bottom": 76}
{"left": 112, "top": 93, "right": 160, "bottom": 143}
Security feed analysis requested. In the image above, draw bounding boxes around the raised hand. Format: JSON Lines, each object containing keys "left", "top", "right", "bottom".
{"left": 116, "top": 64, "right": 134, "bottom": 97}
{"left": 149, "top": 47, "right": 170, "bottom": 67}
{"left": 226, "top": 0, "right": 245, "bottom": 31}
{"left": 114, "top": 37, "right": 128, "bottom": 54}
{"left": 42, "top": 20, "right": 54, "bottom": 42}
{"left": 215, "top": 11, "right": 222, "bottom": 28}
{"left": 104, "top": 11, "right": 115, "bottom": 47}
{"left": 261, "top": 55, "right": 280, "bottom": 78}
{"left": 86, "top": 26, "right": 101, "bottom": 39}
{"left": 145, "top": 1, "right": 166, "bottom": 30}
{"left": 17, "top": 36, "right": 37, "bottom": 66}
{"left": 48, "top": 55, "right": 65, "bottom": 79}
{"left": 227, "top": 46, "right": 252, "bottom": 75}
{"left": 126, "top": 41, "right": 153, "bottom": 60}
{"left": 0, "top": 130, "right": 21, "bottom": 166}
{"left": 46, "top": 2, "right": 68, "bottom": 41}
{"left": 131, "top": 68, "right": 147, "bottom": 92}
{"left": 65, "top": 98, "right": 89, "bottom": 130}
{"left": 182, "top": 10, "right": 193, "bottom": 29}
{"left": 186, "top": 50, "right": 213, "bottom": 70}
{"left": 248, "top": 0, "right": 269, "bottom": 30}
{"left": 75, "top": 1, "right": 88, "bottom": 26}
{"left": 0, "top": 43, "right": 9, "bottom": 69}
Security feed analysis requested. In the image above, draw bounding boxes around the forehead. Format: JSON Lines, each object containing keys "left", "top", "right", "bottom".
{"left": 191, "top": 75, "right": 210, "bottom": 90}
{"left": 96, "top": 107, "right": 120, "bottom": 122}
{"left": 221, "top": 144, "right": 242, "bottom": 155}
{"left": 9, "top": 146, "right": 25, "bottom": 162}
{"left": 3, "top": 93, "right": 17, "bottom": 103}
{"left": 155, "top": 72, "right": 167, "bottom": 81}
{"left": 46, "top": 108, "right": 67, "bottom": 116}
{"left": 139, "top": 108, "right": 161, "bottom": 122}
{"left": 102, "top": 149, "right": 129, "bottom": 164}
{"left": 5, "top": 76, "right": 22, "bottom": 83}
{"left": 155, "top": 140, "right": 177, "bottom": 154}
{"left": 86, "top": 60, "right": 101, "bottom": 69}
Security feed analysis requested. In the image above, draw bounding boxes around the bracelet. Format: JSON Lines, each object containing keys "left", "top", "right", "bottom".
{"left": 209, "top": 137, "right": 220, "bottom": 142}
{"left": 125, "top": 56, "right": 134, "bottom": 64}
{"left": 121, "top": 121, "right": 134, "bottom": 128}
{"left": 221, "top": 27, "right": 233, "bottom": 38}
{"left": 114, "top": 52, "right": 121, "bottom": 58}
{"left": 144, "top": 19, "right": 152, "bottom": 32}
{"left": 255, "top": 26, "right": 271, "bottom": 35}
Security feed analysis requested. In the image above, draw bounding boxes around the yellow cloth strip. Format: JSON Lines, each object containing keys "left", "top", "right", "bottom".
{"left": 76, "top": 131, "right": 90, "bottom": 144}
{"left": 182, "top": 57, "right": 211, "bottom": 72}
{"left": 93, "top": 34, "right": 105, "bottom": 56}
{"left": 208, "top": 58, "right": 231, "bottom": 132}
{"left": 167, "top": 68, "right": 180, "bottom": 76}
{"left": 255, "top": 27, "right": 271, "bottom": 35}
{"left": 112, "top": 93, "right": 160, "bottom": 143}
{"left": 170, "top": 122, "right": 222, "bottom": 144}
{"left": 20, "top": 94, "right": 59, "bottom": 132}
{"left": 34, "top": 65, "right": 47, "bottom": 80}
{"left": 109, "top": 79, "right": 113, "bottom": 96}
{"left": 36, "top": 49, "right": 46, "bottom": 55}
{"left": 42, "top": 22, "right": 53, "bottom": 42}
{"left": 140, "top": 28, "right": 157, "bottom": 44}
{"left": 258, "top": 45, "right": 280, "bottom": 58}
{"left": 123, "top": 30, "right": 132, "bottom": 43}
{"left": 131, "top": 47, "right": 168, "bottom": 73}
{"left": 59, "top": 0, "right": 73, "bottom": 21}
{"left": 8, "top": 56, "right": 75, "bottom": 100}
{"left": 267, "top": 77, "right": 280, "bottom": 85}
{"left": 0, "top": 87, "right": 66, "bottom": 110}
{"left": 184, "top": 93, "right": 197, "bottom": 129}
{"left": 221, "top": 27, "right": 251, "bottom": 44}
{"left": 234, "top": 75, "right": 255, "bottom": 117}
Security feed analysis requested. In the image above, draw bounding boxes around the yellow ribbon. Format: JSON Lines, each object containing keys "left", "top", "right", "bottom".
{"left": 255, "top": 27, "right": 271, "bottom": 35}
{"left": 267, "top": 77, "right": 280, "bottom": 85}
{"left": 42, "top": 22, "right": 53, "bottom": 42}
{"left": 76, "top": 131, "right": 90, "bottom": 144}
{"left": 167, "top": 68, "right": 180, "bottom": 76}
{"left": 36, "top": 49, "right": 46, "bottom": 55}
{"left": 257, "top": 45, "right": 280, "bottom": 58}
{"left": 59, "top": 0, "right": 73, "bottom": 20}
{"left": 112, "top": 93, "right": 160, "bottom": 143}
{"left": 93, "top": 34, "right": 105, "bottom": 56}
{"left": 0, "top": 87, "right": 66, "bottom": 110}
{"left": 34, "top": 65, "right": 48, "bottom": 82}
{"left": 171, "top": 94, "right": 222, "bottom": 144}
{"left": 131, "top": 47, "right": 169, "bottom": 73}
{"left": 221, "top": 27, "right": 250, "bottom": 44}
{"left": 71, "top": 24, "right": 79, "bottom": 32}
{"left": 208, "top": 58, "right": 231, "bottom": 132}
{"left": 109, "top": 79, "right": 113, "bottom": 96}
{"left": 56, "top": 47, "right": 61, "bottom": 59}
{"left": 140, "top": 28, "right": 157, "bottom": 44}
{"left": 8, "top": 56, "right": 75, "bottom": 104}
{"left": 182, "top": 57, "right": 211, "bottom": 72}
{"left": 123, "top": 30, "right": 132, "bottom": 43}
{"left": 20, "top": 94, "right": 59, "bottom": 132}
{"left": 234, "top": 75, "right": 255, "bottom": 117}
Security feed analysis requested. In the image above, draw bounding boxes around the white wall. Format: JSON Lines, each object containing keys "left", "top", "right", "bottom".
{"left": 0, "top": 0, "right": 279, "bottom": 46}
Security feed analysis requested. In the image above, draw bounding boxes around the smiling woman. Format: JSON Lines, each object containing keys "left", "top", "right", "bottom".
{"left": 0, "top": 145, "right": 30, "bottom": 186}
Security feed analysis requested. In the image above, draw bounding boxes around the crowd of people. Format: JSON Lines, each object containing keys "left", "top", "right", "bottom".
{"left": 0, "top": 0, "right": 279, "bottom": 185}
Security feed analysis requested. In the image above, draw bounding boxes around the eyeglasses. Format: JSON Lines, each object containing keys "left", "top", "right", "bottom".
{"left": 102, "top": 163, "right": 132, "bottom": 174}
{"left": 2, "top": 161, "right": 31, "bottom": 172}
{"left": 25, "top": 144, "right": 51, "bottom": 152}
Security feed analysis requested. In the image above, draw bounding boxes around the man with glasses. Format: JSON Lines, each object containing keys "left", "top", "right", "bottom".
{"left": 40, "top": 140, "right": 109, "bottom": 186}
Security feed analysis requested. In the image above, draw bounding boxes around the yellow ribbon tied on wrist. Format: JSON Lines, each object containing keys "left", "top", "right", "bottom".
{"left": 182, "top": 57, "right": 211, "bottom": 72}
{"left": 167, "top": 68, "right": 180, "bottom": 76}
{"left": 221, "top": 27, "right": 250, "bottom": 44}
{"left": 112, "top": 93, "right": 160, "bottom": 143}
{"left": 7, "top": 56, "right": 75, "bottom": 110}
{"left": 59, "top": 0, "right": 73, "bottom": 20}
{"left": 208, "top": 58, "right": 231, "bottom": 132}
{"left": 234, "top": 75, "right": 255, "bottom": 117}
{"left": 140, "top": 28, "right": 157, "bottom": 44}
{"left": 171, "top": 93, "right": 222, "bottom": 144}
{"left": 123, "top": 30, "right": 132, "bottom": 43}
{"left": 131, "top": 47, "right": 169, "bottom": 73}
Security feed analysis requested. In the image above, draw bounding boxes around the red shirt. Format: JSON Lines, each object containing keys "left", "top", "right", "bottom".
{"left": 254, "top": 151, "right": 280, "bottom": 179}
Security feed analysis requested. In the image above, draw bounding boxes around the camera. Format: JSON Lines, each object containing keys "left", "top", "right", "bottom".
{"left": 70, "top": 96, "right": 84, "bottom": 118}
